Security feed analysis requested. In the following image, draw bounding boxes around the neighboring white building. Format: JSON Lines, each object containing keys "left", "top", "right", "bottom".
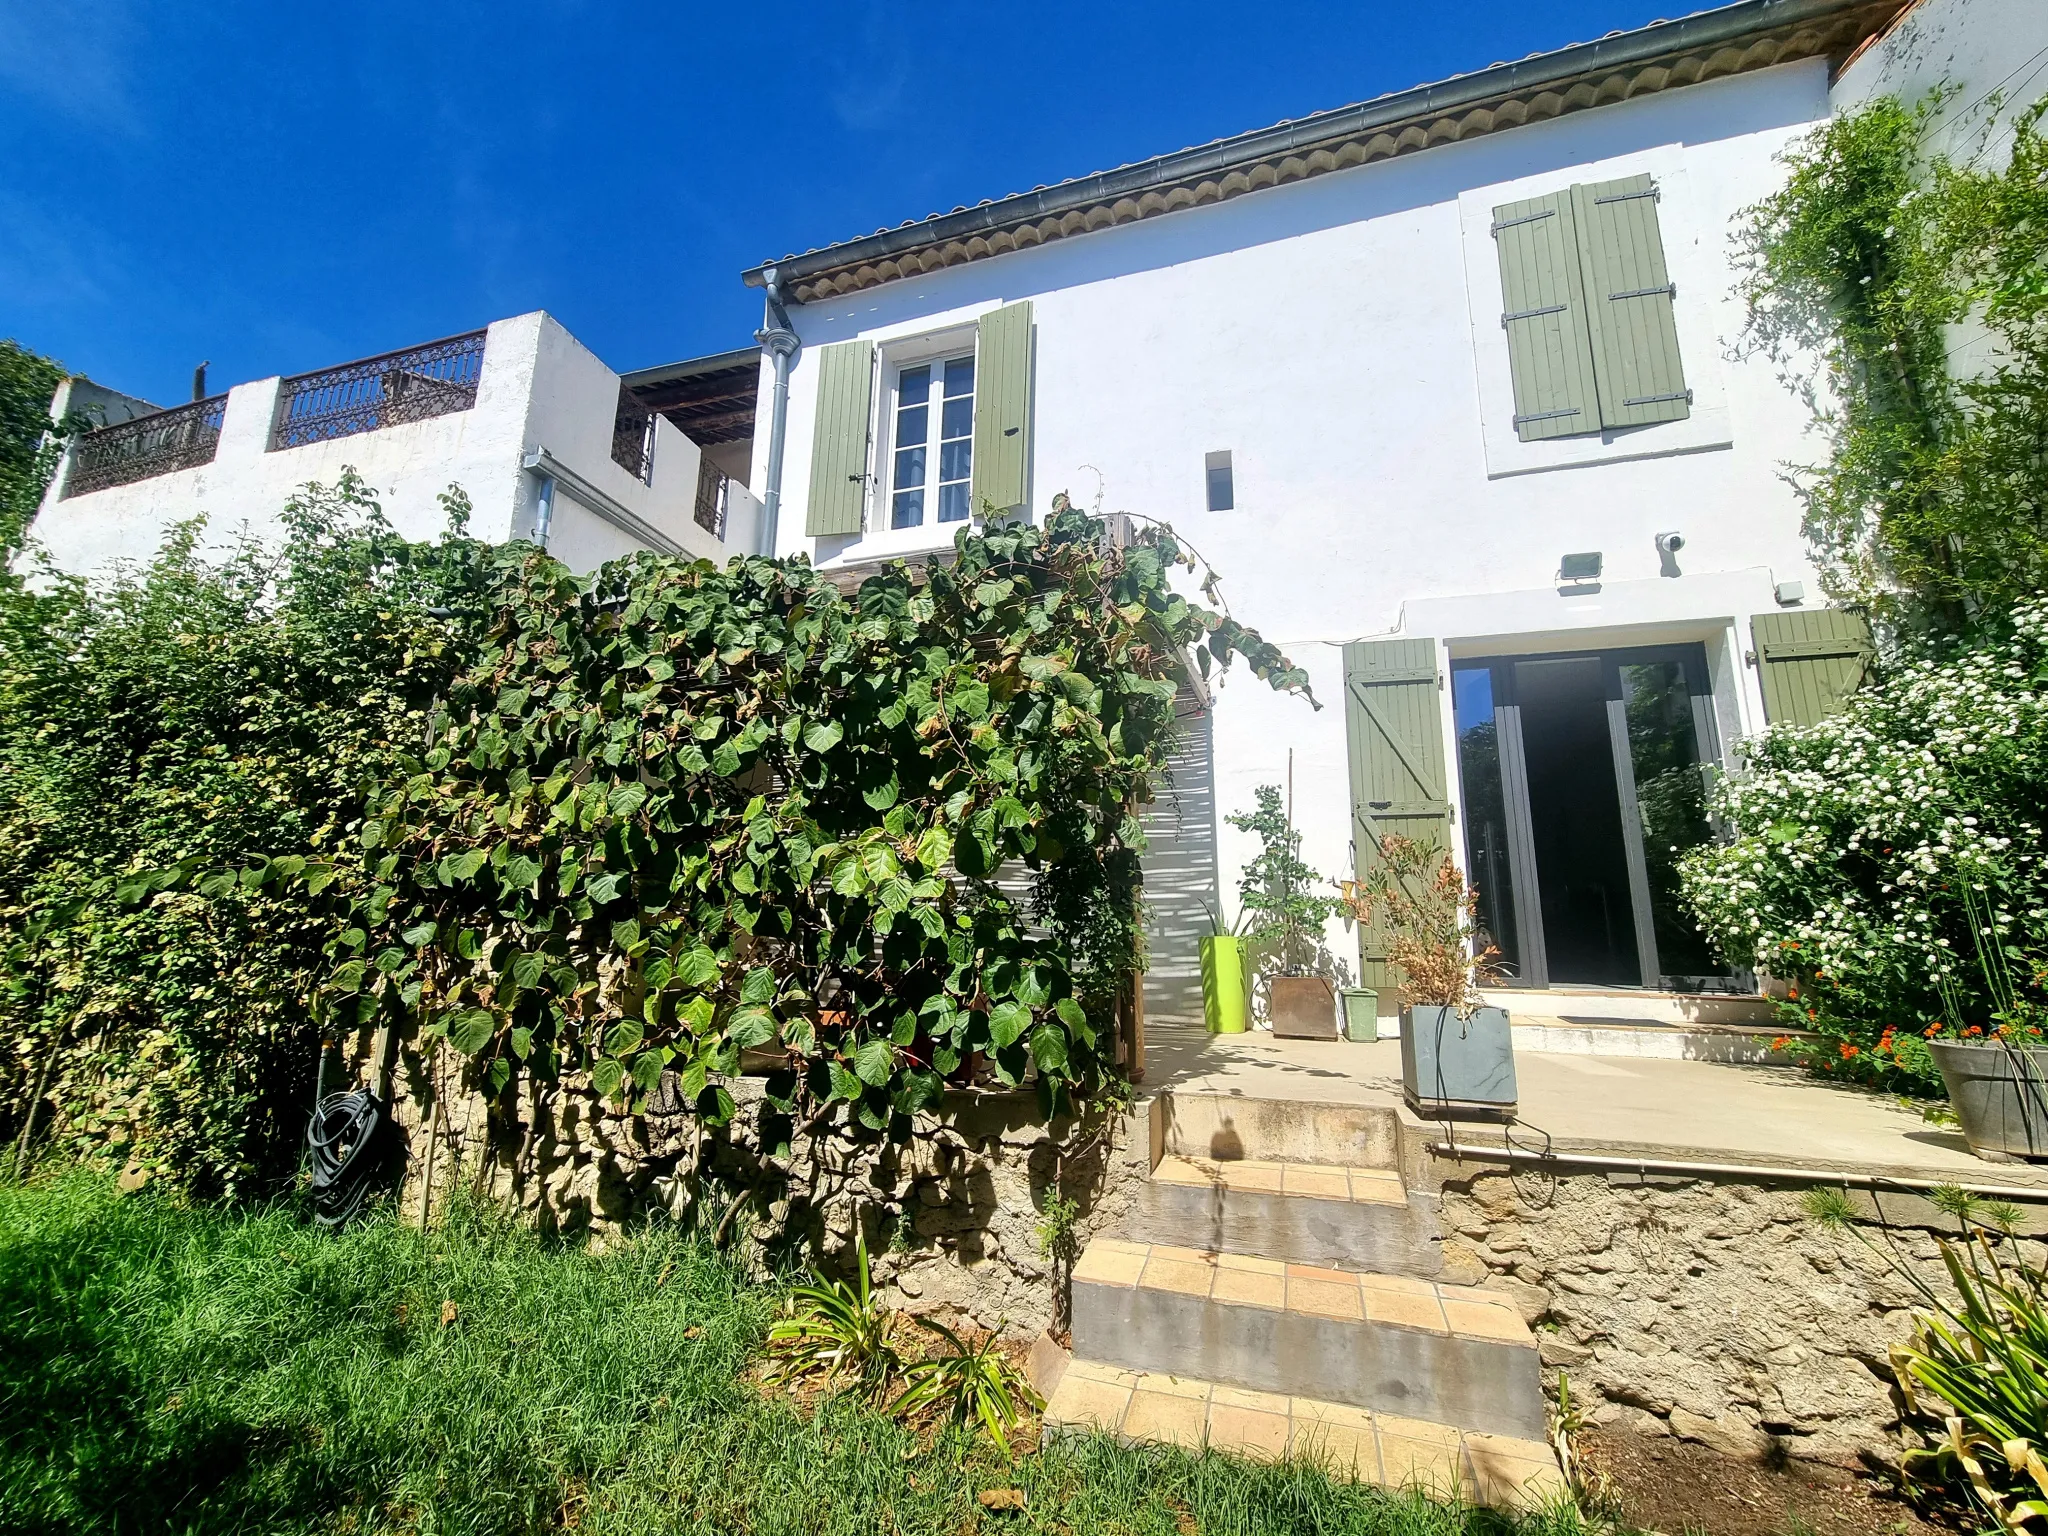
{"left": 736, "top": 0, "right": 2042, "bottom": 1023}
{"left": 33, "top": 311, "right": 767, "bottom": 575}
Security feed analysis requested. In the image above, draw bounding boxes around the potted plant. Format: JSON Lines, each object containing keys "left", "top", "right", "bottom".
{"left": 1198, "top": 904, "right": 1254, "bottom": 1035}
{"left": 1924, "top": 882, "right": 2048, "bottom": 1161}
{"left": 1346, "top": 835, "right": 1513, "bottom": 1114}
{"left": 1225, "top": 785, "right": 1346, "bottom": 1039}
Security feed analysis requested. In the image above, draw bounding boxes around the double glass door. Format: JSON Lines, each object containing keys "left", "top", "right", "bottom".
{"left": 1452, "top": 645, "right": 1740, "bottom": 992}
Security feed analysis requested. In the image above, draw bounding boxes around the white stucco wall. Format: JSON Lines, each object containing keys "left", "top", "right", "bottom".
{"left": 32, "top": 312, "right": 726, "bottom": 577}
{"left": 756, "top": 60, "right": 1851, "bottom": 1011}
{"left": 1834, "top": 0, "right": 2048, "bottom": 161}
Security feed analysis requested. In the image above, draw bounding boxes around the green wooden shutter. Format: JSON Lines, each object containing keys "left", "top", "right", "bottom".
{"left": 1492, "top": 191, "right": 1600, "bottom": 442}
{"left": 1342, "top": 638, "right": 1451, "bottom": 997}
{"left": 805, "top": 341, "right": 875, "bottom": 537}
{"left": 970, "top": 301, "right": 1032, "bottom": 515}
{"left": 1571, "top": 175, "right": 1689, "bottom": 431}
{"left": 1752, "top": 609, "right": 1874, "bottom": 727}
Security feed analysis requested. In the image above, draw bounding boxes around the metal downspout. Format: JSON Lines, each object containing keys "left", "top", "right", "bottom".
{"left": 532, "top": 473, "right": 555, "bottom": 551}
{"left": 754, "top": 267, "right": 799, "bottom": 556}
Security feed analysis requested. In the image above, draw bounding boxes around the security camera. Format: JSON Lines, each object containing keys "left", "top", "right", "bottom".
{"left": 1654, "top": 531, "right": 1685, "bottom": 557}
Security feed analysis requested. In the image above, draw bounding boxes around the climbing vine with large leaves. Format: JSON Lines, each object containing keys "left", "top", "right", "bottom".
{"left": 323, "top": 498, "right": 1308, "bottom": 1132}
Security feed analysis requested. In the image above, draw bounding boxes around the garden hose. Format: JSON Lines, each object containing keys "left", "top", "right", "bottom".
{"left": 307, "top": 1087, "right": 387, "bottom": 1228}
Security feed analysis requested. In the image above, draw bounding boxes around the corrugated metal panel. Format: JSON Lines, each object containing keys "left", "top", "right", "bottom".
{"left": 804, "top": 341, "right": 875, "bottom": 537}
{"left": 1139, "top": 700, "right": 1219, "bottom": 1024}
{"left": 1492, "top": 191, "right": 1600, "bottom": 443}
{"left": 1752, "top": 609, "right": 1875, "bottom": 726}
{"left": 1572, "top": 175, "right": 1690, "bottom": 430}
{"left": 1342, "top": 638, "right": 1450, "bottom": 997}
{"left": 970, "top": 302, "right": 1033, "bottom": 515}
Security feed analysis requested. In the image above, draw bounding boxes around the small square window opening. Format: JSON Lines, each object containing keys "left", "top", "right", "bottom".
{"left": 1205, "top": 450, "right": 1234, "bottom": 511}
{"left": 889, "top": 355, "right": 975, "bottom": 530}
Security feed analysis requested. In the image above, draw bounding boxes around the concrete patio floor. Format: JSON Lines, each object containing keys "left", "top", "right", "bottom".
{"left": 1139, "top": 1023, "right": 2048, "bottom": 1189}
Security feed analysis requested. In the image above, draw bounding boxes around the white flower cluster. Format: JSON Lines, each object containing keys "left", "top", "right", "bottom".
{"left": 1679, "top": 601, "right": 2048, "bottom": 1023}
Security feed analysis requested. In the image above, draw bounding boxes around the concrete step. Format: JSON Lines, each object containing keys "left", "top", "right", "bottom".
{"left": 1043, "top": 1359, "right": 1563, "bottom": 1509}
{"left": 1070, "top": 1239, "right": 1543, "bottom": 1440}
{"left": 1126, "top": 1155, "right": 1443, "bottom": 1277}
{"left": 1160, "top": 1091, "right": 1402, "bottom": 1168}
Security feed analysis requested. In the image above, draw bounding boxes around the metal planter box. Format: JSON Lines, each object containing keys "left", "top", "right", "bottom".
{"left": 1401, "top": 1005, "right": 1516, "bottom": 1115}
{"left": 1270, "top": 975, "right": 1338, "bottom": 1040}
{"left": 1930, "top": 1040, "right": 2048, "bottom": 1161}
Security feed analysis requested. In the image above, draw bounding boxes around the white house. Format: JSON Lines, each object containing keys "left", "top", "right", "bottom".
{"left": 735, "top": 0, "right": 2045, "bottom": 1025}
{"left": 34, "top": 311, "right": 767, "bottom": 575}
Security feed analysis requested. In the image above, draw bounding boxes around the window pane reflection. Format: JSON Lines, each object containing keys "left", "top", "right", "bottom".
{"left": 1619, "top": 662, "right": 1721, "bottom": 980}
{"left": 1452, "top": 665, "right": 1519, "bottom": 977}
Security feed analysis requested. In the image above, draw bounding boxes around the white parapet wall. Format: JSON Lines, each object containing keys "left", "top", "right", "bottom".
{"left": 32, "top": 311, "right": 730, "bottom": 577}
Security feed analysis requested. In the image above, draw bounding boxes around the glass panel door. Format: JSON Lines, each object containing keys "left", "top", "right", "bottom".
{"left": 1452, "top": 642, "right": 1743, "bottom": 993}
{"left": 1615, "top": 656, "right": 1726, "bottom": 988}
{"left": 1452, "top": 666, "right": 1520, "bottom": 977}
{"left": 1515, "top": 656, "right": 1641, "bottom": 987}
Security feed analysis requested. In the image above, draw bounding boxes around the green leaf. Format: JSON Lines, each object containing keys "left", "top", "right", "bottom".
{"left": 675, "top": 945, "right": 719, "bottom": 989}
{"left": 612, "top": 917, "right": 642, "bottom": 950}
{"left": 803, "top": 720, "right": 843, "bottom": 752}
{"left": 604, "top": 1020, "right": 645, "bottom": 1056}
{"left": 729, "top": 1005, "right": 778, "bottom": 1050}
{"left": 1055, "top": 997, "right": 1087, "bottom": 1029}
{"left": 988, "top": 1000, "right": 1031, "bottom": 1050}
{"left": 827, "top": 1060, "right": 863, "bottom": 1101}
{"left": 590, "top": 1057, "right": 625, "bottom": 1099}
{"left": 1029, "top": 1022, "right": 1069, "bottom": 1075}
{"left": 446, "top": 1008, "right": 496, "bottom": 1054}
{"left": 679, "top": 1056, "right": 710, "bottom": 1103}
{"left": 741, "top": 966, "right": 776, "bottom": 1004}
{"left": 630, "top": 1049, "right": 669, "bottom": 1093}
{"left": 853, "top": 1038, "right": 895, "bottom": 1086}
{"left": 608, "top": 782, "right": 648, "bottom": 819}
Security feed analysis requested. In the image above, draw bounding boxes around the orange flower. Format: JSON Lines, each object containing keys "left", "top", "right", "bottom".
{"left": 1840, "top": 1043, "right": 1860, "bottom": 1058}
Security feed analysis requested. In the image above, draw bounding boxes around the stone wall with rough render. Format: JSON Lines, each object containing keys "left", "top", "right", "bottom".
{"left": 1431, "top": 1167, "right": 2020, "bottom": 1467}
{"left": 355, "top": 1023, "right": 1149, "bottom": 1339}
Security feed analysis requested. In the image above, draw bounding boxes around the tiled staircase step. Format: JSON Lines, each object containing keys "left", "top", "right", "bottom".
{"left": 1154, "top": 1155, "right": 1409, "bottom": 1205}
{"left": 1126, "top": 1156, "right": 1440, "bottom": 1277}
{"left": 1070, "top": 1239, "right": 1543, "bottom": 1440}
{"left": 1043, "top": 1360, "right": 1564, "bottom": 1510}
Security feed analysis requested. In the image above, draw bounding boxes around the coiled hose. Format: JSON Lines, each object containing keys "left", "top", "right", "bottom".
{"left": 307, "top": 1088, "right": 386, "bottom": 1228}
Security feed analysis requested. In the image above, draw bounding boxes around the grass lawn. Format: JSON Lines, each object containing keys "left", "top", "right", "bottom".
{"left": 0, "top": 1176, "right": 1588, "bottom": 1536}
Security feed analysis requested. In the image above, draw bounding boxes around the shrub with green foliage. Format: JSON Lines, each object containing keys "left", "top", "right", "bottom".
{"left": 1737, "top": 95, "right": 2048, "bottom": 635}
{"left": 316, "top": 493, "right": 1307, "bottom": 1139}
{"left": 0, "top": 339, "right": 69, "bottom": 551}
{"left": 0, "top": 473, "right": 1306, "bottom": 1196}
{"left": 1678, "top": 598, "right": 2048, "bottom": 1092}
{"left": 0, "top": 474, "right": 489, "bottom": 1195}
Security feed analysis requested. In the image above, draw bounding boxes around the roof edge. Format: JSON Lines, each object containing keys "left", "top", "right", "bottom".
{"left": 745, "top": 0, "right": 1904, "bottom": 300}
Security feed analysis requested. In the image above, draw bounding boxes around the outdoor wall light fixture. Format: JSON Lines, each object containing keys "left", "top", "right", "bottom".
{"left": 1558, "top": 551, "right": 1603, "bottom": 583}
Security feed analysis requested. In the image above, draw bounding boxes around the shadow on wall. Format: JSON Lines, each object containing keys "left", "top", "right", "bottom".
{"left": 1140, "top": 703, "right": 1219, "bottom": 1024}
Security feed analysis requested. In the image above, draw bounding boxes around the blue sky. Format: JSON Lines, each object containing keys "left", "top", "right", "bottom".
{"left": 2, "top": 0, "right": 1680, "bottom": 406}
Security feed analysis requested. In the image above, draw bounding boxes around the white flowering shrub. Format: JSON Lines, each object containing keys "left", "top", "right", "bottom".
{"left": 1679, "top": 600, "right": 2048, "bottom": 1093}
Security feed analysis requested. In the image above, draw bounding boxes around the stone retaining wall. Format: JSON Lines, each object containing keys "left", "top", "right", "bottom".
{"left": 354, "top": 1022, "right": 1149, "bottom": 1338}
{"left": 1432, "top": 1166, "right": 2028, "bottom": 1467}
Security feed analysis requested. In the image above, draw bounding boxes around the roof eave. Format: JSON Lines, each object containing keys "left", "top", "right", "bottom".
{"left": 743, "top": 0, "right": 1906, "bottom": 301}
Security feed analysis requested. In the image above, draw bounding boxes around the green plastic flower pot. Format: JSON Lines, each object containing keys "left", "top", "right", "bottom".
{"left": 1340, "top": 987, "right": 1379, "bottom": 1043}
{"left": 1200, "top": 935, "right": 1248, "bottom": 1034}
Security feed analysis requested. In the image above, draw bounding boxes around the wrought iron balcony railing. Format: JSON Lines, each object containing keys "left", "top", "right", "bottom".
{"left": 63, "top": 395, "right": 229, "bottom": 498}
{"left": 270, "top": 329, "right": 486, "bottom": 451}
{"left": 694, "top": 459, "right": 728, "bottom": 540}
{"left": 611, "top": 386, "right": 654, "bottom": 483}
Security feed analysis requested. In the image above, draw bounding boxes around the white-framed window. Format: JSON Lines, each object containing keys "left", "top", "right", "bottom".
{"left": 886, "top": 352, "right": 975, "bottom": 529}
